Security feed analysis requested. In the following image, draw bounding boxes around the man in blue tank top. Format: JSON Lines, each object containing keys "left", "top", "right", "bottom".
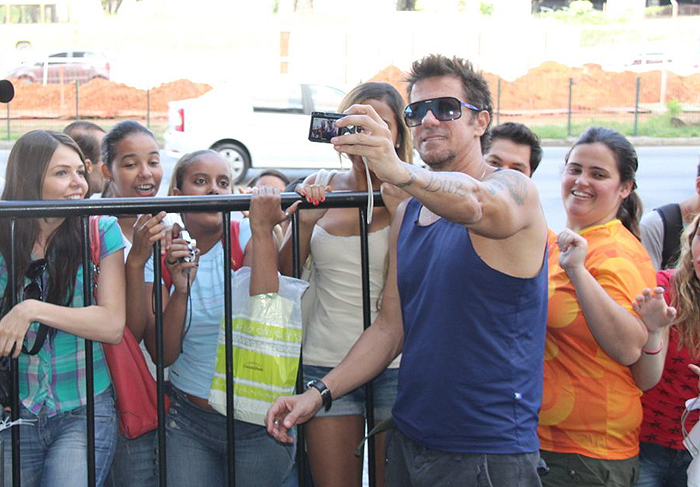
{"left": 266, "top": 54, "right": 549, "bottom": 487}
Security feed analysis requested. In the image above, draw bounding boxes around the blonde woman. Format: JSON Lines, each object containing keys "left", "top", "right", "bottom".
{"left": 630, "top": 212, "right": 700, "bottom": 487}
{"left": 278, "top": 82, "right": 412, "bottom": 487}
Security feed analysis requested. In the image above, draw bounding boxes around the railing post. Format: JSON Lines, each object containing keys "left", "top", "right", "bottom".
{"left": 496, "top": 78, "right": 501, "bottom": 126}
{"left": 222, "top": 212, "right": 236, "bottom": 487}
{"left": 81, "top": 216, "right": 96, "bottom": 487}
{"left": 291, "top": 211, "right": 308, "bottom": 487}
{"left": 567, "top": 77, "right": 573, "bottom": 138}
{"left": 75, "top": 80, "right": 80, "bottom": 121}
{"left": 359, "top": 207, "right": 377, "bottom": 487}
{"left": 9, "top": 219, "right": 21, "bottom": 487}
{"left": 634, "top": 77, "right": 641, "bottom": 137}
{"left": 5, "top": 103, "right": 9, "bottom": 141}
{"left": 153, "top": 240, "right": 167, "bottom": 487}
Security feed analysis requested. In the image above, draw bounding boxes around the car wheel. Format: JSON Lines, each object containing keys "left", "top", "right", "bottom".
{"left": 17, "top": 75, "right": 33, "bottom": 84}
{"left": 213, "top": 142, "right": 250, "bottom": 185}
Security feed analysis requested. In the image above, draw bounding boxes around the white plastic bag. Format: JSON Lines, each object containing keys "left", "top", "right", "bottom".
{"left": 208, "top": 267, "right": 308, "bottom": 426}
{"left": 682, "top": 395, "right": 700, "bottom": 487}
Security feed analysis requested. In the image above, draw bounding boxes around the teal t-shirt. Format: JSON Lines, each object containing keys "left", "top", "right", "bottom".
{"left": 0, "top": 216, "right": 124, "bottom": 415}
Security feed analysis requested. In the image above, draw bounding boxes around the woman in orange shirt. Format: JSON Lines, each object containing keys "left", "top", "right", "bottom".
{"left": 539, "top": 127, "right": 656, "bottom": 487}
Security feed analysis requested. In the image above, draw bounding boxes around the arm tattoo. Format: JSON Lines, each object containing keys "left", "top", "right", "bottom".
{"left": 422, "top": 173, "right": 467, "bottom": 196}
{"left": 396, "top": 165, "right": 418, "bottom": 188}
{"left": 484, "top": 171, "right": 528, "bottom": 206}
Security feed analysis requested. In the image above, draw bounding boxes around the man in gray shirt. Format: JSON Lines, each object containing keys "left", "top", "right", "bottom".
{"left": 640, "top": 157, "right": 700, "bottom": 270}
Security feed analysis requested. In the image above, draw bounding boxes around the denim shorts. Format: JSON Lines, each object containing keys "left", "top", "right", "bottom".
{"left": 303, "top": 365, "right": 398, "bottom": 420}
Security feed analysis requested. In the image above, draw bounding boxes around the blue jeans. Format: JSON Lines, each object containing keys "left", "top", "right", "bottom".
{"left": 104, "top": 429, "right": 157, "bottom": 487}
{"left": 1, "top": 387, "right": 118, "bottom": 487}
{"left": 165, "top": 387, "right": 295, "bottom": 487}
{"left": 634, "top": 441, "right": 691, "bottom": 487}
{"left": 385, "top": 427, "right": 542, "bottom": 487}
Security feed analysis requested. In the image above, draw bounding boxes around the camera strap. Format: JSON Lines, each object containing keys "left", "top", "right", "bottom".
{"left": 362, "top": 157, "right": 373, "bottom": 226}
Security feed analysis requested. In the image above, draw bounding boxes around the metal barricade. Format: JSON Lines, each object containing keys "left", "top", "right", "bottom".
{"left": 0, "top": 191, "right": 384, "bottom": 487}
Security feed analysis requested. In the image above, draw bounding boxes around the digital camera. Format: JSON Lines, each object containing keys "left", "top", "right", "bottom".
{"left": 179, "top": 230, "right": 197, "bottom": 263}
{"left": 308, "top": 111, "right": 357, "bottom": 143}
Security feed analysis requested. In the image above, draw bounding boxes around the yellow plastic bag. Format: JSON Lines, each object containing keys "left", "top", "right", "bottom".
{"left": 208, "top": 267, "right": 308, "bottom": 426}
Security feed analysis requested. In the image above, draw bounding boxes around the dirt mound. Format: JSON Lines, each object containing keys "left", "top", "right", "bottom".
{"left": 7, "top": 63, "right": 699, "bottom": 119}
{"left": 368, "top": 65, "right": 409, "bottom": 101}
{"left": 368, "top": 62, "right": 700, "bottom": 112}
{"left": 8, "top": 78, "right": 212, "bottom": 117}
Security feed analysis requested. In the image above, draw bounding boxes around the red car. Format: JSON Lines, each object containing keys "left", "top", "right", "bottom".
{"left": 7, "top": 50, "right": 110, "bottom": 84}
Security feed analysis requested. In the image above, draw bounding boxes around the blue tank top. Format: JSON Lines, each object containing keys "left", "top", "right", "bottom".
{"left": 393, "top": 198, "right": 547, "bottom": 454}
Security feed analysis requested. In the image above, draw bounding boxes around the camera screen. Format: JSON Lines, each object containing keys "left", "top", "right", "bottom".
{"left": 308, "top": 112, "right": 355, "bottom": 143}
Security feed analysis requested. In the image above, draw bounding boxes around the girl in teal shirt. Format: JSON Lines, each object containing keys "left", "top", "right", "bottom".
{"left": 0, "top": 130, "right": 126, "bottom": 487}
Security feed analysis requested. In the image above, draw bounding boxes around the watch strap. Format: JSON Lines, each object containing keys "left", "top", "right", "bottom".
{"left": 306, "top": 379, "right": 332, "bottom": 412}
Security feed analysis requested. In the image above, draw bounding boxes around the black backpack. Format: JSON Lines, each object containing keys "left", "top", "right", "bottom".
{"left": 655, "top": 203, "right": 683, "bottom": 270}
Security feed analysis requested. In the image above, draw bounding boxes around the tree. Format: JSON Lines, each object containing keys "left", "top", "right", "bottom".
{"left": 101, "top": 0, "right": 124, "bottom": 15}
{"left": 397, "top": 0, "right": 418, "bottom": 9}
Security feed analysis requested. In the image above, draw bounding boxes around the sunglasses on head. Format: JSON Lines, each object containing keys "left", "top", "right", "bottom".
{"left": 403, "top": 96, "right": 481, "bottom": 127}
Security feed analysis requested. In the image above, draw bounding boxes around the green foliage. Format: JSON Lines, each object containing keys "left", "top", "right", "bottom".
{"left": 480, "top": 2, "right": 493, "bottom": 15}
{"left": 530, "top": 114, "right": 700, "bottom": 139}
{"left": 666, "top": 100, "right": 683, "bottom": 118}
{"left": 536, "top": 0, "right": 627, "bottom": 24}
{"left": 644, "top": 5, "right": 670, "bottom": 17}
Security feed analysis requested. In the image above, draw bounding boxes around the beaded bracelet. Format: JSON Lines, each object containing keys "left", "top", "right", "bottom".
{"left": 642, "top": 338, "right": 664, "bottom": 355}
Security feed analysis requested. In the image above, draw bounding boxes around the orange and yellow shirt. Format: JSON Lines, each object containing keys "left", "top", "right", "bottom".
{"left": 538, "top": 220, "right": 656, "bottom": 460}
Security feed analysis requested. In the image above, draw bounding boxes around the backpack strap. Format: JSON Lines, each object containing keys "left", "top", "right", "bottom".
{"left": 655, "top": 203, "right": 683, "bottom": 269}
{"left": 229, "top": 220, "right": 244, "bottom": 271}
{"left": 162, "top": 219, "right": 245, "bottom": 291}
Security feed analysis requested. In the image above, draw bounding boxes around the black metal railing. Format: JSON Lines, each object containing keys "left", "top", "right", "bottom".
{"left": 0, "top": 191, "right": 384, "bottom": 487}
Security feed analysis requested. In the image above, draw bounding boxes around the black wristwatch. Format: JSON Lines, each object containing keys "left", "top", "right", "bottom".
{"left": 305, "top": 379, "right": 332, "bottom": 412}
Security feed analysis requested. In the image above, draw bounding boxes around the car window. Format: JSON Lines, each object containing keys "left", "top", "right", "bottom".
{"left": 308, "top": 84, "right": 346, "bottom": 112}
{"left": 49, "top": 52, "right": 68, "bottom": 58}
{"left": 9, "top": 4, "right": 40, "bottom": 23}
{"left": 44, "top": 4, "right": 58, "bottom": 22}
{"left": 253, "top": 83, "right": 303, "bottom": 113}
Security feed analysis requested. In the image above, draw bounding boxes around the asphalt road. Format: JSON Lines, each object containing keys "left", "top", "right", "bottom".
{"left": 1, "top": 145, "right": 699, "bottom": 232}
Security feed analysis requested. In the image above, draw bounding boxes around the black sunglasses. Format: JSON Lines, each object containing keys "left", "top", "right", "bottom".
{"left": 20, "top": 259, "right": 49, "bottom": 356}
{"left": 403, "top": 96, "right": 481, "bottom": 127}
{"left": 23, "top": 259, "right": 47, "bottom": 302}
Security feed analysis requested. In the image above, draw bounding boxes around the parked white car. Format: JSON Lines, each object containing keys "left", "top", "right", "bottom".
{"left": 164, "top": 82, "right": 348, "bottom": 183}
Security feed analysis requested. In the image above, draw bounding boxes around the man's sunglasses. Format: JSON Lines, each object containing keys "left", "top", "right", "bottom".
{"left": 403, "top": 96, "right": 482, "bottom": 127}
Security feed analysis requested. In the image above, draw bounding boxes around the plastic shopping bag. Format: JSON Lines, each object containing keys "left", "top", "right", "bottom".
{"left": 209, "top": 267, "right": 308, "bottom": 426}
{"left": 683, "top": 395, "right": 700, "bottom": 487}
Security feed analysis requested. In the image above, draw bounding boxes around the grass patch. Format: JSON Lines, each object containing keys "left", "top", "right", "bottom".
{"left": 530, "top": 114, "right": 700, "bottom": 139}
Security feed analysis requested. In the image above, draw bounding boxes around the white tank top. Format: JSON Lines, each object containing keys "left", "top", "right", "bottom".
{"left": 302, "top": 224, "right": 400, "bottom": 368}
